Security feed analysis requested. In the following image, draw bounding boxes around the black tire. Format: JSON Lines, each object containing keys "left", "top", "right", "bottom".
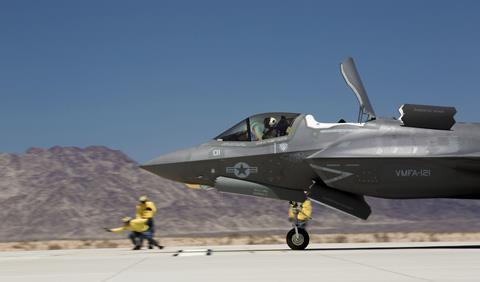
{"left": 286, "top": 228, "right": 309, "bottom": 250}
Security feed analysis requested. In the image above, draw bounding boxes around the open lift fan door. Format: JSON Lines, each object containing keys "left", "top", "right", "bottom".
{"left": 399, "top": 104, "right": 456, "bottom": 130}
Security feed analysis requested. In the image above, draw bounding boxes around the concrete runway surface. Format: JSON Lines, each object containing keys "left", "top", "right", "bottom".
{"left": 1, "top": 242, "right": 480, "bottom": 282}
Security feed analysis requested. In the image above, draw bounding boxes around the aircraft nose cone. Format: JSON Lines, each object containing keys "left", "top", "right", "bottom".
{"left": 140, "top": 149, "right": 192, "bottom": 182}
{"left": 143, "top": 149, "right": 191, "bottom": 166}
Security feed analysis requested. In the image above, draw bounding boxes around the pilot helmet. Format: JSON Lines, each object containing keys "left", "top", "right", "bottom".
{"left": 268, "top": 117, "right": 277, "bottom": 127}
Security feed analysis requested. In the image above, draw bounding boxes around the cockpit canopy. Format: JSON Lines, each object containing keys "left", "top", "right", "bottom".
{"left": 215, "top": 113, "right": 300, "bottom": 142}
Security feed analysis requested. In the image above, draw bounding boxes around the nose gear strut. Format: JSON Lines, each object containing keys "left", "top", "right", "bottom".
{"left": 286, "top": 201, "right": 311, "bottom": 250}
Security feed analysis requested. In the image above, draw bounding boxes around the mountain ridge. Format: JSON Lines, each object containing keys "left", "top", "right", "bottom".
{"left": 1, "top": 146, "right": 480, "bottom": 242}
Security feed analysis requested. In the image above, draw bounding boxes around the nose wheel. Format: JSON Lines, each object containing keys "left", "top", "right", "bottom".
{"left": 286, "top": 227, "right": 309, "bottom": 250}
{"left": 286, "top": 201, "right": 311, "bottom": 250}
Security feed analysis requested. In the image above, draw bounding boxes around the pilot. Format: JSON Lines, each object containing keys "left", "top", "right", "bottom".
{"left": 262, "top": 117, "right": 278, "bottom": 139}
{"left": 288, "top": 200, "right": 312, "bottom": 227}
{"left": 136, "top": 196, "right": 158, "bottom": 249}
{"left": 276, "top": 116, "right": 290, "bottom": 136}
{"left": 105, "top": 217, "right": 163, "bottom": 250}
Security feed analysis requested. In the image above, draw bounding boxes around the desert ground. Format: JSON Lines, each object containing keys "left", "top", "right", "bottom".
{"left": 2, "top": 232, "right": 480, "bottom": 251}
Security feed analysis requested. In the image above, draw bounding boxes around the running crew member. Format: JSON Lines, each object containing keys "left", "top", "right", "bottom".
{"left": 105, "top": 217, "right": 163, "bottom": 250}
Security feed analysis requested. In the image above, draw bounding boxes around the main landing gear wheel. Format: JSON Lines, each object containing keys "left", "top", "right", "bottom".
{"left": 286, "top": 228, "right": 309, "bottom": 250}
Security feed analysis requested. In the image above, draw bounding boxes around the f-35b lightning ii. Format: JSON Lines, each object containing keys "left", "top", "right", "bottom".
{"left": 141, "top": 57, "right": 476, "bottom": 250}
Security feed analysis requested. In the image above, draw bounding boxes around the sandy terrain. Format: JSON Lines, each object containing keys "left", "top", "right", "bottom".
{"left": 2, "top": 232, "right": 480, "bottom": 251}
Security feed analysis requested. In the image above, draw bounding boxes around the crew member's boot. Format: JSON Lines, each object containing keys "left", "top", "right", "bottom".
{"left": 149, "top": 238, "right": 164, "bottom": 249}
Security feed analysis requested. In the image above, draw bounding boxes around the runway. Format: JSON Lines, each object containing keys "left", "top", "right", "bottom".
{"left": 1, "top": 242, "right": 480, "bottom": 282}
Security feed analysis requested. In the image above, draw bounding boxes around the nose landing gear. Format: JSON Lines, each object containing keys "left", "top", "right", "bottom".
{"left": 287, "top": 227, "right": 309, "bottom": 250}
{"left": 286, "top": 201, "right": 310, "bottom": 250}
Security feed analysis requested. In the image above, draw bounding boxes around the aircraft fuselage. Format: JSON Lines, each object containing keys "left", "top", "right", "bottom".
{"left": 142, "top": 114, "right": 480, "bottom": 200}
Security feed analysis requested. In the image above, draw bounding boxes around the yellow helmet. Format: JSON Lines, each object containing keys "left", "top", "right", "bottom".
{"left": 139, "top": 195, "right": 148, "bottom": 202}
{"left": 122, "top": 217, "right": 132, "bottom": 223}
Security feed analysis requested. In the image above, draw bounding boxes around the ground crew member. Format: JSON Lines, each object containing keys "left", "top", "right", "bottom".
{"left": 136, "top": 195, "right": 157, "bottom": 249}
{"left": 288, "top": 199, "right": 312, "bottom": 227}
{"left": 105, "top": 217, "right": 163, "bottom": 250}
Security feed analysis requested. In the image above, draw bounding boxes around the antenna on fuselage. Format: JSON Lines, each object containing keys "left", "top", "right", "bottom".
{"left": 340, "top": 57, "right": 376, "bottom": 123}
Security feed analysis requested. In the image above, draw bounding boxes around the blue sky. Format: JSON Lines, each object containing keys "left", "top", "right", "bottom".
{"left": 1, "top": 1, "right": 479, "bottom": 162}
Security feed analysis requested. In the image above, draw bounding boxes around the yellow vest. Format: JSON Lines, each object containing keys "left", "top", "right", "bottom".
{"left": 288, "top": 200, "right": 312, "bottom": 221}
{"left": 110, "top": 218, "right": 149, "bottom": 233}
{"left": 136, "top": 201, "right": 157, "bottom": 219}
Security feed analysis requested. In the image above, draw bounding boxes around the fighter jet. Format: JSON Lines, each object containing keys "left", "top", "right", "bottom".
{"left": 141, "top": 57, "right": 476, "bottom": 250}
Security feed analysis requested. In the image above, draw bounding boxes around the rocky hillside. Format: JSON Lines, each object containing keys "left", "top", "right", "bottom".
{"left": 1, "top": 146, "right": 480, "bottom": 242}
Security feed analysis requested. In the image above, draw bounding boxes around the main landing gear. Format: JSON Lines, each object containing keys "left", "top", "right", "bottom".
{"left": 286, "top": 201, "right": 310, "bottom": 250}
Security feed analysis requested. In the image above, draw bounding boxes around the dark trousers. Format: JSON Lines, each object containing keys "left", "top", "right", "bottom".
{"left": 129, "top": 229, "right": 160, "bottom": 249}
{"left": 143, "top": 229, "right": 160, "bottom": 248}
{"left": 147, "top": 218, "right": 155, "bottom": 234}
{"left": 129, "top": 232, "right": 144, "bottom": 248}
{"left": 146, "top": 218, "right": 156, "bottom": 247}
